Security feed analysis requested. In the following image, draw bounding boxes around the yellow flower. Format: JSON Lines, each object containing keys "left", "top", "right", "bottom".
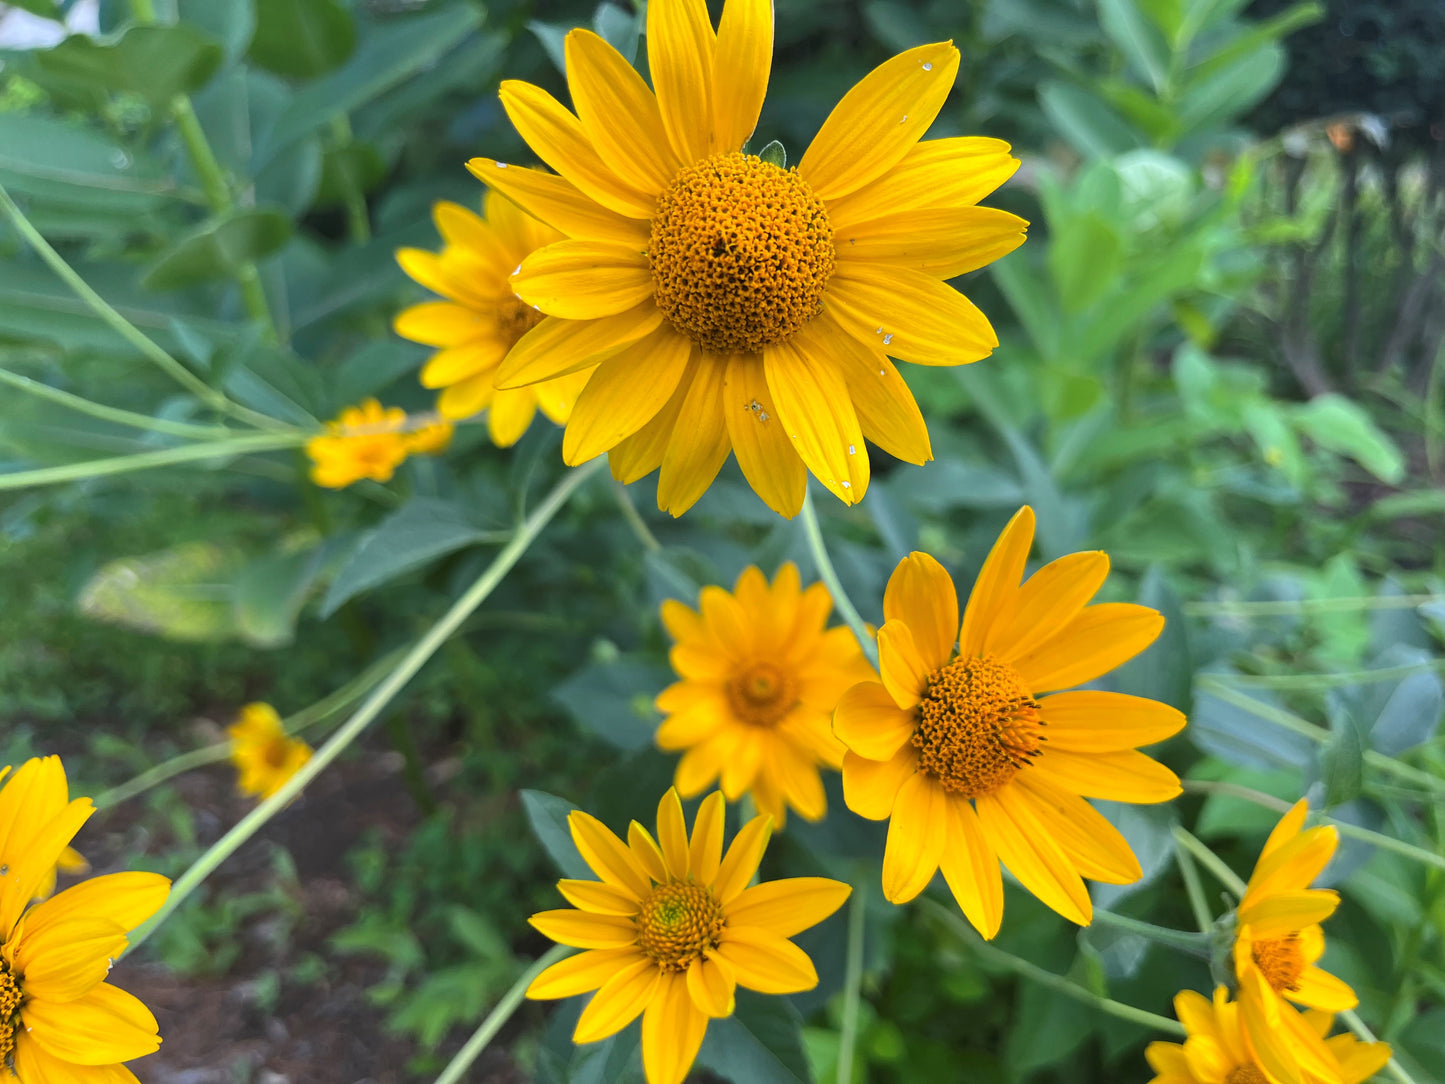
{"left": 1231, "top": 800, "right": 1360, "bottom": 1084}
{"left": 834, "top": 506, "right": 1185, "bottom": 936}
{"left": 393, "top": 195, "right": 592, "bottom": 445}
{"left": 526, "top": 789, "right": 850, "bottom": 1084}
{"left": 9, "top": 756, "right": 90, "bottom": 903}
{"left": 305, "top": 398, "right": 453, "bottom": 488}
{"left": 656, "top": 563, "right": 874, "bottom": 827}
{"left": 228, "top": 703, "right": 313, "bottom": 801}
{"left": 467, "top": 0, "right": 1025, "bottom": 517}
{"left": 1146, "top": 986, "right": 1390, "bottom": 1084}
{"left": 0, "top": 756, "right": 170, "bottom": 1081}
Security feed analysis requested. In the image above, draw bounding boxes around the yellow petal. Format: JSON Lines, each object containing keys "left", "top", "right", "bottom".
{"left": 567, "top": 810, "right": 653, "bottom": 898}
{"left": 497, "top": 302, "right": 663, "bottom": 388}
{"left": 975, "top": 785, "right": 1091, "bottom": 926}
{"left": 799, "top": 42, "right": 960, "bottom": 200}
{"left": 723, "top": 354, "right": 808, "bottom": 518}
{"left": 876, "top": 619, "right": 929, "bottom": 709}
{"left": 713, "top": 814, "right": 772, "bottom": 905}
{"left": 393, "top": 301, "right": 489, "bottom": 347}
{"left": 1238, "top": 889, "right": 1341, "bottom": 939}
{"left": 826, "top": 136, "right": 1021, "bottom": 229}
{"left": 656, "top": 703, "right": 726, "bottom": 750}
{"left": 960, "top": 507, "right": 1034, "bottom": 657}
{"left": 817, "top": 310, "right": 931, "bottom": 463}
{"left": 939, "top": 796, "right": 1003, "bottom": 939}
{"left": 628, "top": 822, "right": 670, "bottom": 884}
{"left": 396, "top": 246, "right": 495, "bottom": 307}
{"left": 12, "top": 915, "right": 128, "bottom": 1003}
{"left": 711, "top": 0, "right": 771, "bottom": 153}
{"left": 648, "top": 0, "right": 715, "bottom": 164}
{"left": 1330, "top": 1034, "right": 1392, "bottom": 1084}
{"left": 562, "top": 326, "right": 693, "bottom": 464}
{"left": 884, "top": 552, "right": 958, "bottom": 670}
{"left": 511, "top": 240, "right": 654, "bottom": 320}
{"left": 13, "top": 1032, "right": 138, "bottom": 1083}
{"left": 686, "top": 953, "right": 736, "bottom": 1018}
{"left": 833, "top": 680, "right": 917, "bottom": 760}
{"left": 1010, "top": 603, "right": 1165, "bottom": 693}
{"left": 726, "top": 877, "right": 851, "bottom": 938}
{"left": 610, "top": 365, "right": 689, "bottom": 484}
{"left": 827, "top": 264, "right": 998, "bottom": 366}
{"left": 657, "top": 353, "right": 731, "bottom": 517}
{"left": 1014, "top": 774, "right": 1142, "bottom": 885}
{"left": 488, "top": 386, "right": 539, "bottom": 447}
{"left": 528, "top": 946, "right": 644, "bottom": 999}
{"left": 1245, "top": 826, "right": 1338, "bottom": 904}
{"left": 529, "top": 909, "right": 639, "bottom": 949}
{"left": 497, "top": 80, "right": 654, "bottom": 218}
{"left": 1036, "top": 691, "right": 1186, "bottom": 752}
{"left": 841, "top": 746, "right": 917, "bottom": 821}
{"left": 641, "top": 972, "right": 709, "bottom": 1084}
{"left": 715, "top": 925, "right": 818, "bottom": 994}
{"left": 22, "top": 982, "right": 159, "bottom": 1065}
{"left": 565, "top": 29, "right": 678, "bottom": 192}
{"left": 881, "top": 772, "right": 947, "bottom": 903}
{"left": 574, "top": 957, "right": 662, "bottom": 1043}
{"left": 1261, "top": 799, "right": 1310, "bottom": 861}
{"left": 1292, "top": 966, "right": 1358, "bottom": 1013}
{"left": 1028, "top": 749, "right": 1181, "bottom": 803}
{"left": 656, "top": 789, "right": 691, "bottom": 881}
{"left": 535, "top": 366, "right": 592, "bottom": 425}
{"left": 834, "top": 205, "right": 1027, "bottom": 278}
{"left": 688, "top": 791, "right": 726, "bottom": 885}
{"left": 989, "top": 551, "right": 1110, "bottom": 662}
{"left": 437, "top": 373, "right": 495, "bottom": 422}
{"left": 764, "top": 332, "right": 869, "bottom": 505}
{"left": 24, "top": 872, "right": 170, "bottom": 936}
{"left": 1, "top": 798, "right": 94, "bottom": 939}
{"left": 419, "top": 339, "right": 507, "bottom": 389}
{"left": 557, "top": 880, "right": 641, "bottom": 917}
{"left": 465, "top": 160, "right": 651, "bottom": 246}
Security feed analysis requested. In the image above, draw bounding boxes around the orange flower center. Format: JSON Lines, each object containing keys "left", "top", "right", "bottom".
{"left": 1252, "top": 934, "right": 1306, "bottom": 994}
{"left": 913, "top": 654, "right": 1044, "bottom": 798}
{"left": 726, "top": 661, "right": 797, "bottom": 727}
{"left": 1226, "top": 1067, "right": 1269, "bottom": 1084}
{"left": 0, "top": 963, "right": 20, "bottom": 1065}
{"left": 648, "top": 152, "right": 835, "bottom": 355}
{"left": 497, "top": 294, "right": 544, "bottom": 348}
{"left": 262, "top": 737, "right": 291, "bottom": 770}
{"left": 634, "top": 882, "right": 725, "bottom": 972}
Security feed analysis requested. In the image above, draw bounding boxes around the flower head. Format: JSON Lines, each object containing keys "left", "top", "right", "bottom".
{"left": 394, "top": 195, "right": 592, "bottom": 445}
{"left": 468, "top": 0, "right": 1025, "bottom": 517}
{"left": 834, "top": 506, "right": 1185, "bottom": 936}
{"left": 1231, "top": 800, "right": 1359, "bottom": 1084}
{"left": 228, "top": 703, "right": 313, "bottom": 801}
{"left": 656, "top": 563, "right": 873, "bottom": 826}
{"left": 1146, "top": 986, "right": 1389, "bottom": 1084}
{"left": 0, "top": 756, "right": 170, "bottom": 1081}
{"left": 526, "top": 789, "right": 850, "bottom": 1084}
{"left": 305, "top": 398, "right": 453, "bottom": 488}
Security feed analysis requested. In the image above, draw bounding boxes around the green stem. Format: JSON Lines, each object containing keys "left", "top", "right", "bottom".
{"left": 1090, "top": 909, "right": 1212, "bottom": 956}
{"left": 1339, "top": 1009, "right": 1417, "bottom": 1084}
{"left": 433, "top": 945, "right": 571, "bottom": 1084}
{"left": 836, "top": 879, "right": 867, "bottom": 1084}
{"left": 0, "top": 433, "right": 309, "bottom": 491}
{"left": 1183, "top": 595, "right": 1443, "bottom": 617}
{"left": 1210, "top": 660, "right": 1445, "bottom": 691}
{"left": 799, "top": 489, "right": 877, "bottom": 667}
{"left": 1181, "top": 780, "right": 1445, "bottom": 873}
{"left": 1172, "top": 826, "right": 1248, "bottom": 898}
{"left": 0, "top": 367, "right": 233, "bottom": 438}
{"left": 612, "top": 477, "right": 661, "bottom": 553}
{"left": 1173, "top": 839, "right": 1214, "bottom": 933}
{"left": 0, "top": 182, "right": 282, "bottom": 430}
{"left": 328, "top": 114, "right": 372, "bottom": 244}
{"left": 124, "top": 459, "right": 604, "bottom": 953}
{"left": 922, "top": 899, "right": 1185, "bottom": 1036}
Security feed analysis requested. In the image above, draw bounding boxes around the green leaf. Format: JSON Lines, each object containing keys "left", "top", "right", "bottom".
{"left": 1116, "top": 565, "right": 1192, "bottom": 710}
{"left": 1190, "top": 675, "right": 1314, "bottom": 771}
{"left": 177, "top": 0, "right": 258, "bottom": 63}
{"left": 990, "top": 250, "right": 1062, "bottom": 362}
{"left": 552, "top": 659, "right": 669, "bottom": 752}
{"left": 1048, "top": 211, "right": 1123, "bottom": 312}
{"left": 142, "top": 208, "right": 293, "bottom": 291}
{"left": 1038, "top": 81, "right": 1143, "bottom": 159}
{"left": 232, "top": 544, "right": 324, "bottom": 648}
{"left": 697, "top": 992, "right": 811, "bottom": 1084}
{"left": 1319, "top": 696, "right": 1365, "bottom": 807}
{"left": 593, "top": 1, "right": 643, "bottom": 63}
{"left": 447, "top": 906, "right": 511, "bottom": 960}
{"left": 1340, "top": 645, "right": 1444, "bottom": 757}
{"left": 6, "top": 0, "right": 61, "bottom": 18}
{"left": 1176, "top": 42, "right": 1284, "bottom": 134}
{"left": 1098, "top": 0, "right": 1170, "bottom": 91}
{"left": 34, "top": 25, "right": 223, "bottom": 106}
{"left": 248, "top": 0, "right": 356, "bottom": 78}
{"left": 315, "top": 141, "right": 386, "bottom": 208}
{"left": 520, "top": 790, "right": 592, "bottom": 881}
{"left": 1292, "top": 394, "right": 1406, "bottom": 484}
{"left": 758, "top": 140, "right": 787, "bottom": 168}
{"left": 76, "top": 541, "right": 242, "bottom": 643}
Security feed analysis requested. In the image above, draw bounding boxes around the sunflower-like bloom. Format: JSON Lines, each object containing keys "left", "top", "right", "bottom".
{"left": 393, "top": 195, "right": 592, "bottom": 444}
{"left": 1146, "top": 986, "right": 1389, "bottom": 1084}
{"left": 228, "top": 703, "right": 313, "bottom": 801}
{"left": 305, "top": 398, "right": 453, "bottom": 488}
{"left": 655, "top": 563, "right": 874, "bottom": 827}
{"left": 16, "top": 757, "right": 89, "bottom": 902}
{"left": 1230, "top": 800, "right": 1360, "bottom": 1084}
{"left": 526, "top": 789, "right": 850, "bottom": 1084}
{"left": 467, "top": 0, "right": 1025, "bottom": 517}
{"left": 0, "top": 756, "right": 170, "bottom": 1080}
{"left": 833, "top": 506, "right": 1185, "bottom": 935}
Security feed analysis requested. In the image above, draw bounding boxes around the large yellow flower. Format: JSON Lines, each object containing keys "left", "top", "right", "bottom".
{"left": 1146, "top": 986, "right": 1389, "bottom": 1084}
{"left": 834, "top": 506, "right": 1185, "bottom": 936}
{"left": 11, "top": 756, "right": 89, "bottom": 903}
{"left": 467, "top": 0, "right": 1025, "bottom": 517}
{"left": 1232, "top": 800, "right": 1359, "bottom": 1084}
{"left": 656, "top": 563, "right": 874, "bottom": 827}
{"left": 0, "top": 756, "right": 170, "bottom": 1081}
{"left": 306, "top": 398, "right": 453, "bottom": 488}
{"left": 394, "top": 195, "right": 593, "bottom": 444}
{"left": 228, "top": 702, "right": 314, "bottom": 801}
{"left": 526, "top": 789, "right": 850, "bottom": 1084}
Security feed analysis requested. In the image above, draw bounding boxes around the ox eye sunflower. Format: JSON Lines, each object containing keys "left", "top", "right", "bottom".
{"left": 227, "top": 703, "right": 313, "bottom": 802}
{"left": 466, "top": 0, "right": 1026, "bottom": 517}
{"left": 305, "top": 398, "right": 453, "bottom": 489}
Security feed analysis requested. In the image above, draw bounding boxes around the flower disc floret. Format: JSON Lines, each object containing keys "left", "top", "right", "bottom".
{"left": 649, "top": 152, "right": 836, "bottom": 355}
{"left": 634, "top": 882, "right": 725, "bottom": 972}
{"left": 1225, "top": 1067, "right": 1269, "bottom": 1084}
{"left": 0, "top": 965, "right": 19, "bottom": 1064}
{"left": 1251, "top": 934, "right": 1306, "bottom": 994}
{"left": 725, "top": 662, "right": 797, "bottom": 727}
{"left": 913, "top": 654, "right": 1044, "bottom": 798}
{"left": 498, "top": 294, "right": 545, "bottom": 347}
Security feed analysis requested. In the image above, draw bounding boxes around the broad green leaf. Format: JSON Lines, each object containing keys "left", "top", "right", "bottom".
{"left": 1098, "top": 0, "right": 1170, "bottom": 91}
{"left": 552, "top": 659, "right": 669, "bottom": 752}
{"left": 0, "top": 114, "right": 171, "bottom": 209}
{"left": 594, "top": 0, "right": 643, "bottom": 63}
{"left": 519, "top": 790, "right": 593, "bottom": 881}
{"left": 248, "top": 0, "right": 356, "bottom": 78}
{"left": 527, "top": 20, "right": 568, "bottom": 74}
{"left": 1176, "top": 42, "right": 1284, "bottom": 134}
{"left": 1038, "top": 81, "right": 1143, "bottom": 160}
{"left": 1292, "top": 394, "right": 1405, "bottom": 484}
{"left": 77, "top": 541, "right": 242, "bottom": 643}
{"left": 1346, "top": 645, "right": 1443, "bottom": 757}
{"left": 142, "top": 208, "right": 293, "bottom": 291}
{"left": 34, "top": 25, "right": 223, "bottom": 106}
{"left": 315, "top": 141, "right": 386, "bottom": 209}
{"left": 232, "top": 543, "right": 324, "bottom": 648}
{"left": 1116, "top": 565, "right": 1192, "bottom": 710}
{"left": 990, "top": 251, "right": 1062, "bottom": 364}
{"left": 1048, "top": 211, "right": 1123, "bottom": 313}
{"left": 6, "top": 0, "right": 60, "bottom": 17}
{"left": 1319, "top": 695, "right": 1365, "bottom": 807}
{"left": 1190, "top": 673, "right": 1314, "bottom": 771}
{"left": 177, "top": 0, "right": 257, "bottom": 63}
{"left": 697, "top": 992, "right": 811, "bottom": 1084}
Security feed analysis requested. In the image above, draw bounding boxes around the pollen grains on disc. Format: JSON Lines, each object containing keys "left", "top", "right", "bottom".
{"left": 634, "top": 882, "right": 725, "bottom": 972}
{"left": 0, "top": 963, "right": 19, "bottom": 1064}
{"left": 726, "top": 661, "right": 798, "bottom": 727}
{"left": 648, "top": 152, "right": 836, "bottom": 355}
{"left": 1225, "top": 1068, "right": 1269, "bottom": 1084}
{"left": 1251, "top": 934, "right": 1306, "bottom": 994}
{"left": 912, "top": 654, "right": 1045, "bottom": 798}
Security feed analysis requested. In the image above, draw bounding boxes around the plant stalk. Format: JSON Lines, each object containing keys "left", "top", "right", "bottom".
{"left": 1172, "top": 826, "right": 1248, "bottom": 898}
{"left": 433, "top": 945, "right": 571, "bottom": 1084}
{"left": 836, "top": 879, "right": 867, "bottom": 1084}
{"left": 799, "top": 488, "right": 877, "bottom": 667}
{"left": 0, "top": 433, "right": 310, "bottom": 491}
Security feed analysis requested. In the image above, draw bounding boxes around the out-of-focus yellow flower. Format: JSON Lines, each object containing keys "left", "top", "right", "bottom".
{"left": 0, "top": 756, "right": 170, "bottom": 1081}
{"left": 305, "top": 398, "right": 452, "bottom": 488}
{"left": 228, "top": 703, "right": 313, "bottom": 801}
{"left": 468, "top": 0, "right": 1025, "bottom": 517}
{"left": 655, "top": 563, "right": 872, "bottom": 826}
{"left": 834, "top": 506, "right": 1184, "bottom": 937}
{"left": 526, "top": 789, "right": 849, "bottom": 1084}
{"left": 1146, "top": 986, "right": 1390, "bottom": 1084}
{"left": 394, "top": 195, "right": 592, "bottom": 445}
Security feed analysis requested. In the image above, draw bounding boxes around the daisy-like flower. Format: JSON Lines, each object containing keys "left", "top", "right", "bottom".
{"left": 228, "top": 703, "right": 313, "bottom": 801}
{"left": 834, "top": 506, "right": 1185, "bottom": 936}
{"left": 0, "top": 756, "right": 170, "bottom": 1081}
{"left": 526, "top": 789, "right": 850, "bottom": 1084}
{"left": 655, "top": 563, "right": 874, "bottom": 827}
{"left": 1231, "top": 800, "right": 1359, "bottom": 1084}
{"left": 1145, "top": 986, "right": 1390, "bottom": 1084}
{"left": 467, "top": 0, "right": 1026, "bottom": 517}
{"left": 394, "top": 194, "right": 592, "bottom": 444}
{"left": 12, "top": 756, "right": 90, "bottom": 903}
{"left": 305, "top": 398, "right": 453, "bottom": 489}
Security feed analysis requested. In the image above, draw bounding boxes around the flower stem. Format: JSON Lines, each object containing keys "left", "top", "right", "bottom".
{"left": 799, "top": 488, "right": 877, "bottom": 667}
{"left": 0, "top": 432, "right": 310, "bottom": 491}
{"left": 612, "top": 477, "right": 661, "bottom": 552}
{"left": 0, "top": 367, "right": 234, "bottom": 439}
{"left": 433, "top": 945, "right": 571, "bottom": 1084}
{"left": 124, "top": 459, "right": 605, "bottom": 952}
{"left": 1340, "top": 1009, "right": 1417, "bottom": 1084}
{"left": 922, "top": 899, "right": 1185, "bottom": 1037}
{"left": 1173, "top": 839, "right": 1214, "bottom": 933}
{"left": 1090, "top": 909, "right": 1212, "bottom": 956}
{"left": 836, "top": 879, "right": 867, "bottom": 1084}
{"left": 1184, "top": 595, "right": 1443, "bottom": 617}
{"left": 1172, "top": 826, "right": 1248, "bottom": 898}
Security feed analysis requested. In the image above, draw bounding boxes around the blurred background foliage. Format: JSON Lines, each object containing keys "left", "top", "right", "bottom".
{"left": 0, "top": 0, "right": 1443, "bottom": 1080}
